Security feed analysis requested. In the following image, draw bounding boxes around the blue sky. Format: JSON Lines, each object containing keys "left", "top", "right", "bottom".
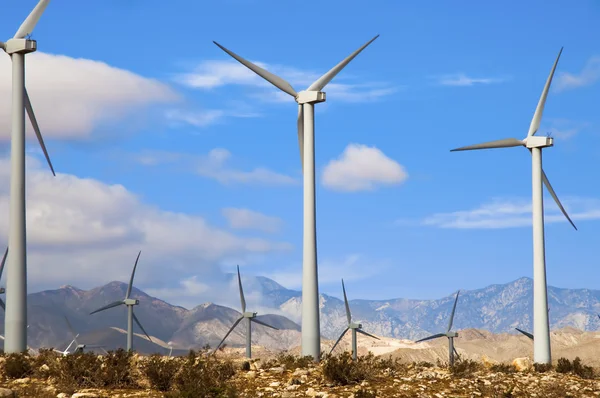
{"left": 0, "top": 0, "right": 599, "bottom": 309}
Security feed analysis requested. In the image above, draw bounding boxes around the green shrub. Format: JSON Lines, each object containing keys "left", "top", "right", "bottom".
{"left": 100, "top": 349, "right": 135, "bottom": 388}
{"left": 572, "top": 357, "right": 595, "bottom": 379}
{"left": 555, "top": 357, "right": 572, "bottom": 374}
{"left": 51, "top": 352, "right": 103, "bottom": 393}
{"left": 273, "top": 352, "right": 313, "bottom": 371}
{"left": 533, "top": 362, "right": 552, "bottom": 373}
{"left": 141, "top": 354, "right": 181, "bottom": 392}
{"left": 322, "top": 352, "right": 376, "bottom": 386}
{"left": 490, "top": 363, "right": 515, "bottom": 374}
{"left": 3, "top": 353, "right": 33, "bottom": 379}
{"left": 451, "top": 359, "right": 481, "bottom": 377}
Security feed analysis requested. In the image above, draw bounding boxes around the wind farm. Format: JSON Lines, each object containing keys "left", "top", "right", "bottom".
{"left": 0, "top": 0, "right": 598, "bottom": 396}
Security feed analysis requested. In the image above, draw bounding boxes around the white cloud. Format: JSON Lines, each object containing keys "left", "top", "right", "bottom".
{"left": 0, "top": 52, "right": 178, "bottom": 139}
{"left": 135, "top": 149, "right": 298, "bottom": 187}
{"left": 421, "top": 197, "right": 600, "bottom": 229}
{"left": 222, "top": 208, "right": 283, "bottom": 233}
{"left": 434, "top": 73, "right": 507, "bottom": 87}
{"left": 555, "top": 56, "right": 600, "bottom": 92}
{"left": 0, "top": 156, "right": 292, "bottom": 295}
{"left": 176, "top": 60, "right": 396, "bottom": 103}
{"left": 321, "top": 144, "right": 408, "bottom": 192}
{"left": 543, "top": 118, "right": 589, "bottom": 140}
{"left": 166, "top": 109, "right": 226, "bottom": 127}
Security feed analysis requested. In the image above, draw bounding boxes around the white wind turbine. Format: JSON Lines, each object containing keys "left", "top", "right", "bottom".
{"left": 213, "top": 35, "right": 379, "bottom": 361}
{"left": 1, "top": 0, "right": 56, "bottom": 354}
{"left": 450, "top": 48, "right": 575, "bottom": 364}
{"left": 329, "top": 279, "right": 380, "bottom": 360}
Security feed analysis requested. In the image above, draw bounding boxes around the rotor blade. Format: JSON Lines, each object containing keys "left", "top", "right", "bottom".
{"left": 89, "top": 300, "right": 124, "bottom": 315}
{"left": 64, "top": 337, "right": 77, "bottom": 354}
{"left": 542, "top": 169, "right": 577, "bottom": 230}
{"left": 132, "top": 312, "right": 152, "bottom": 342}
{"left": 341, "top": 279, "right": 351, "bottom": 325}
{"left": 515, "top": 328, "right": 534, "bottom": 340}
{"left": 447, "top": 290, "right": 460, "bottom": 332}
{"left": 415, "top": 333, "right": 446, "bottom": 343}
{"left": 527, "top": 48, "right": 563, "bottom": 138}
{"left": 453, "top": 346, "right": 461, "bottom": 360}
{"left": 0, "top": 247, "right": 8, "bottom": 280}
{"left": 14, "top": 0, "right": 50, "bottom": 39}
{"left": 451, "top": 138, "right": 524, "bottom": 152}
{"left": 63, "top": 315, "right": 78, "bottom": 345}
{"left": 214, "top": 317, "right": 243, "bottom": 351}
{"left": 0, "top": 298, "right": 5, "bottom": 311}
{"left": 329, "top": 327, "right": 349, "bottom": 354}
{"left": 356, "top": 329, "right": 380, "bottom": 340}
{"left": 25, "top": 89, "right": 55, "bottom": 176}
{"left": 213, "top": 41, "right": 297, "bottom": 97}
{"left": 251, "top": 318, "right": 278, "bottom": 330}
{"left": 307, "top": 35, "right": 379, "bottom": 92}
{"left": 237, "top": 265, "right": 246, "bottom": 313}
{"left": 126, "top": 251, "right": 141, "bottom": 299}
{"left": 297, "top": 104, "right": 304, "bottom": 173}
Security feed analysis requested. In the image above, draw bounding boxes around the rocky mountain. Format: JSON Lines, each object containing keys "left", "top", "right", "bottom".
{"left": 2, "top": 275, "right": 600, "bottom": 353}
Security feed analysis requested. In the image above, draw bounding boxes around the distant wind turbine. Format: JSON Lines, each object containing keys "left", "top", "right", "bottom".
{"left": 1, "top": 0, "right": 57, "bottom": 354}
{"left": 329, "top": 279, "right": 380, "bottom": 360}
{"left": 63, "top": 315, "right": 105, "bottom": 354}
{"left": 450, "top": 49, "right": 575, "bottom": 365}
{"left": 89, "top": 251, "right": 152, "bottom": 351}
{"left": 214, "top": 265, "right": 278, "bottom": 358}
{"left": 415, "top": 290, "right": 461, "bottom": 366}
{"left": 213, "top": 35, "right": 379, "bottom": 361}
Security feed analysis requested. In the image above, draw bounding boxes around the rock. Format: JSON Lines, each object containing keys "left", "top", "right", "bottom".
{"left": 292, "top": 368, "right": 308, "bottom": 377}
{"left": 246, "top": 370, "right": 257, "bottom": 379}
{"left": 512, "top": 357, "right": 533, "bottom": 372}
{"left": 71, "top": 394, "right": 99, "bottom": 398}
{"left": 269, "top": 366, "right": 285, "bottom": 374}
{"left": 57, "top": 394, "right": 68, "bottom": 398}
{"left": 269, "top": 381, "right": 281, "bottom": 387}
{"left": 12, "top": 377, "right": 30, "bottom": 384}
{"left": 0, "top": 388, "right": 14, "bottom": 398}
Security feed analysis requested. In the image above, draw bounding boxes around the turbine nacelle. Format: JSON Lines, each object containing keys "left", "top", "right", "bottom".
{"left": 296, "top": 90, "right": 326, "bottom": 105}
{"left": 446, "top": 331, "right": 458, "bottom": 338}
{"left": 3, "top": 38, "right": 37, "bottom": 55}
{"left": 349, "top": 322, "right": 362, "bottom": 329}
{"left": 123, "top": 298, "right": 139, "bottom": 306}
{"left": 525, "top": 135, "right": 553, "bottom": 149}
{"left": 243, "top": 311, "right": 257, "bottom": 318}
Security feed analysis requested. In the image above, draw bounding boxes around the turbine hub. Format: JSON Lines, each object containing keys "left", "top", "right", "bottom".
{"left": 525, "top": 135, "right": 553, "bottom": 149}
{"left": 447, "top": 331, "right": 458, "bottom": 338}
{"left": 4, "top": 38, "right": 37, "bottom": 55}
{"left": 296, "top": 90, "right": 326, "bottom": 105}
{"left": 124, "top": 298, "right": 139, "bottom": 306}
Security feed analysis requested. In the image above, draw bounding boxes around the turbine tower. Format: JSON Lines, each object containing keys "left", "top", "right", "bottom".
{"left": 214, "top": 265, "right": 278, "bottom": 358}
{"left": 213, "top": 35, "right": 379, "bottom": 361}
{"left": 89, "top": 251, "right": 152, "bottom": 351}
{"left": 0, "top": 248, "right": 9, "bottom": 310}
{"left": 415, "top": 290, "right": 461, "bottom": 366}
{"left": 450, "top": 49, "right": 575, "bottom": 364}
{"left": 1, "top": 0, "right": 56, "bottom": 353}
{"left": 329, "top": 279, "right": 380, "bottom": 360}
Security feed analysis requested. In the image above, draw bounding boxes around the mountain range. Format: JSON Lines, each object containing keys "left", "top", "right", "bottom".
{"left": 1, "top": 275, "right": 599, "bottom": 354}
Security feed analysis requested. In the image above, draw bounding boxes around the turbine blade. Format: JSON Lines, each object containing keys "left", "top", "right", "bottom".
{"left": 329, "top": 327, "right": 349, "bottom": 354}
{"left": 25, "top": 89, "right": 55, "bottom": 176}
{"left": 447, "top": 290, "right": 460, "bottom": 332}
{"left": 453, "top": 346, "right": 461, "bottom": 360}
{"left": 63, "top": 315, "right": 78, "bottom": 344}
{"left": 237, "top": 265, "right": 246, "bottom": 313}
{"left": 214, "top": 317, "right": 243, "bottom": 351}
{"left": 132, "top": 312, "right": 152, "bottom": 342}
{"left": 307, "top": 35, "right": 379, "bottom": 92}
{"left": 356, "top": 329, "right": 380, "bottom": 340}
{"left": 251, "top": 318, "right": 278, "bottom": 330}
{"left": 213, "top": 41, "right": 297, "bottom": 97}
{"left": 542, "top": 169, "right": 577, "bottom": 230}
{"left": 126, "top": 251, "right": 142, "bottom": 299}
{"left": 515, "top": 327, "right": 534, "bottom": 340}
{"left": 341, "top": 279, "right": 351, "bottom": 325}
{"left": 297, "top": 104, "right": 304, "bottom": 173}
{"left": 527, "top": 48, "right": 563, "bottom": 138}
{"left": 14, "top": 0, "right": 50, "bottom": 39}
{"left": 0, "top": 247, "right": 8, "bottom": 280}
{"left": 89, "top": 300, "right": 124, "bottom": 315}
{"left": 415, "top": 333, "right": 446, "bottom": 343}
{"left": 450, "top": 138, "right": 524, "bottom": 152}
{"left": 0, "top": 298, "right": 5, "bottom": 311}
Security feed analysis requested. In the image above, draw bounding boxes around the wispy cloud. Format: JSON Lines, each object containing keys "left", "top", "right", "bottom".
{"left": 543, "top": 118, "right": 590, "bottom": 140}
{"left": 221, "top": 208, "right": 283, "bottom": 233}
{"left": 555, "top": 56, "right": 600, "bottom": 92}
{"left": 135, "top": 149, "right": 297, "bottom": 187}
{"left": 433, "top": 73, "right": 508, "bottom": 87}
{"left": 420, "top": 197, "right": 600, "bottom": 229}
{"left": 165, "top": 101, "right": 262, "bottom": 128}
{"left": 175, "top": 60, "right": 397, "bottom": 103}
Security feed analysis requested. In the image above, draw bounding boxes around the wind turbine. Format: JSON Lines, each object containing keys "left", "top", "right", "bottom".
{"left": 63, "top": 315, "right": 105, "bottom": 354}
{"left": 329, "top": 279, "right": 380, "bottom": 360}
{"left": 213, "top": 35, "right": 379, "bottom": 361}
{"left": 415, "top": 290, "right": 461, "bottom": 366}
{"left": 450, "top": 49, "right": 575, "bottom": 365}
{"left": 89, "top": 251, "right": 152, "bottom": 352}
{"left": 0, "top": 248, "right": 9, "bottom": 310}
{"left": 1, "top": 0, "right": 57, "bottom": 354}
{"left": 214, "top": 265, "right": 278, "bottom": 359}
